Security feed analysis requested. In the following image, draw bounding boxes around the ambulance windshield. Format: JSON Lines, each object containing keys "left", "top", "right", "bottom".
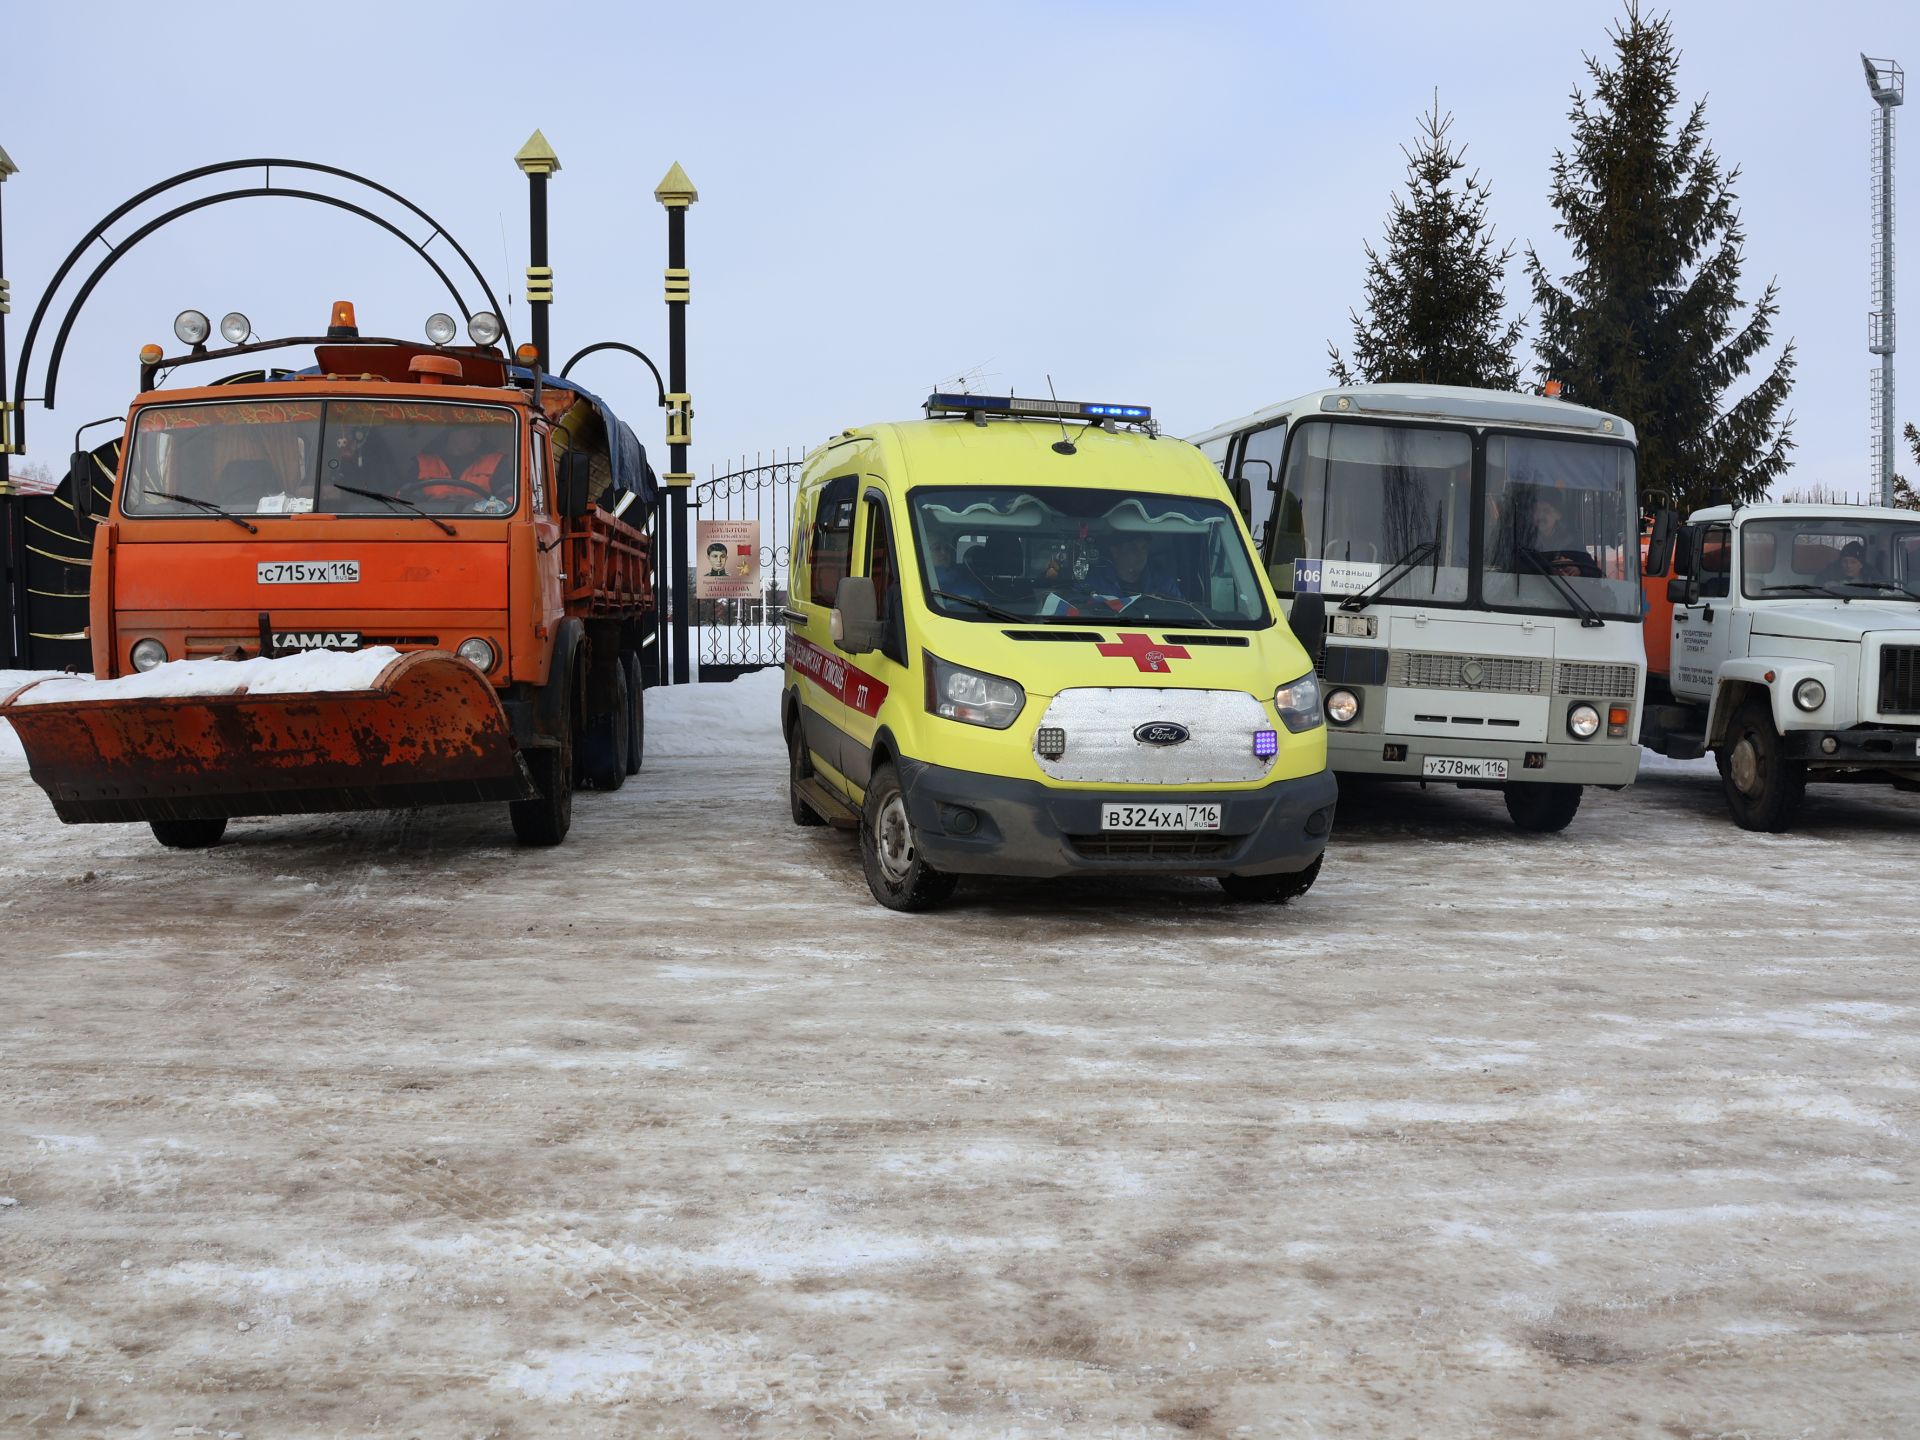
{"left": 909, "top": 486, "right": 1270, "bottom": 628}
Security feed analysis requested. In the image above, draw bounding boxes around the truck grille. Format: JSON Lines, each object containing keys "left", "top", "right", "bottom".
{"left": 1554, "top": 661, "right": 1638, "bottom": 700}
{"left": 1880, "top": 646, "right": 1920, "bottom": 715}
{"left": 1394, "top": 651, "right": 1545, "bottom": 695}
{"left": 1068, "top": 834, "right": 1239, "bottom": 862}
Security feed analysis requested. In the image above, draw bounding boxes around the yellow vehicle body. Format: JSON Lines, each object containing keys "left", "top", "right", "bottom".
{"left": 781, "top": 411, "right": 1337, "bottom": 907}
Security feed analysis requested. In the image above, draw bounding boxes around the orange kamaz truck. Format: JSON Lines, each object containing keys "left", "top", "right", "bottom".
{"left": 0, "top": 303, "right": 656, "bottom": 847}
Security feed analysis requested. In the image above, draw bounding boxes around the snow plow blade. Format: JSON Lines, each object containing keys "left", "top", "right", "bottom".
{"left": 1, "top": 651, "right": 537, "bottom": 824}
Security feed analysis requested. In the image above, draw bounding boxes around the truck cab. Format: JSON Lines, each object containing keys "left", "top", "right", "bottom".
{"left": 1642, "top": 502, "right": 1920, "bottom": 829}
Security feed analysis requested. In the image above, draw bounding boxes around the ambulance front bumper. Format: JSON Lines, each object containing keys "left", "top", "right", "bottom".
{"left": 895, "top": 757, "right": 1338, "bottom": 880}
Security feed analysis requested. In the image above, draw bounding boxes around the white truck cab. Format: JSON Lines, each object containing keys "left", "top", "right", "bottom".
{"left": 1641, "top": 502, "right": 1920, "bottom": 829}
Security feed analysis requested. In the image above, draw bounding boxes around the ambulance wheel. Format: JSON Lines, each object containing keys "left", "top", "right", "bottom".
{"left": 1219, "top": 855, "right": 1320, "bottom": 903}
{"left": 788, "top": 719, "right": 824, "bottom": 827}
{"left": 622, "top": 651, "right": 644, "bottom": 774}
{"left": 1504, "top": 782, "right": 1582, "bottom": 833}
{"left": 1716, "top": 698, "right": 1805, "bottom": 832}
{"left": 861, "top": 762, "right": 958, "bottom": 912}
{"left": 150, "top": 817, "right": 228, "bottom": 849}
{"left": 511, "top": 738, "right": 574, "bottom": 846}
{"left": 580, "top": 659, "right": 629, "bottom": 791}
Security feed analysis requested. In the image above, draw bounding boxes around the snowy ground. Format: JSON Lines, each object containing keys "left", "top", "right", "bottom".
{"left": 3, "top": 671, "right": 1918, "bottom": 1437}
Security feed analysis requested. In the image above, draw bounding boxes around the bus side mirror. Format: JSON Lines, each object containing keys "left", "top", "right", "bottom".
{"left": 1644, "top": 509, "right": 1677, "bottom": 576}
{"left": 69, "top": 451, "right": 95, "bottom": 521}
{"left": 831, "top": 576, "right": 882, "bottom": 654}
{"left": 560, "top": 451, "right": 593, "bottom": 514}
{"left": 1287, "top": 592, "right": 1327, "bottom": 665}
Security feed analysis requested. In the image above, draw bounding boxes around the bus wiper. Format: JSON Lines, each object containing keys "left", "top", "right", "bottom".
{"left": 1838, "top": 577, "right": 1920, "bottom": 602}
{"left": 333, "top": 483, "right": 457, "bottom": 536}
{"left": 1519, "top": 549, "right": 1604, "bottom": 628}
{"left": 932, "top": 589, "right": 1028, "bottom": 623}
{"left": 1338, "top": 540, "right": 1437, "bottom": 613}
{"left": 144, "top": 486, "right": 257, "bottom": 534}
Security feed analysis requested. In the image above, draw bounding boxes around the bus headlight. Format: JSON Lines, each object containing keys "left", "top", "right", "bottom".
{"left": 1567, "top": 702, "right": 1601, "bottom": 739}
{"left": 925, "top": 653, "right": 1024, "bottom": 729}
{"left": 1325, "top": 688, "right": 1360, "bottom": 725}
{"left": 1792, "top": 678, "right": 1825, "bottom": 711}
{"left": 131, "top": 638, "right": 168, "bottom": 672}
{"left": 1274, "top": 673, "right": 1323, "bottom": 732}
{"left": 455, "top": 637, "right": 497, "bottom": 673}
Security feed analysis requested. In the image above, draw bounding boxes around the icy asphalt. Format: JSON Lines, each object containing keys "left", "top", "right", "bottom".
{"left": 2, "top": 672, "right": 1917, "bottom": 1438}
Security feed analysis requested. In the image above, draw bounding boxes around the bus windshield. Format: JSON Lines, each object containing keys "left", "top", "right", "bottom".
{"left": 909, "top": 486, "right": 1270, "bottom": 628}
{"left": 1481, "top": 433, "right": 1640, "bottom": 619}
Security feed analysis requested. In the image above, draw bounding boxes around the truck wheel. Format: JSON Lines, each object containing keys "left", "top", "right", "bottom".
{"left": 150, "top": 817, "right": 228, "bottom": 849}
{"left": 622, "top": 651, "right": 644, "bottom": 774}
{"left": 788, "top": 718, "right": 824, "bottom": 827}
{"left": 861, "top": 762, "right": 958, "bottom": 911}
{"left": 511, "top": 739, "right": 573, "bottom": 846}
{"left": 579, "top": 659, "right": 630, "bottom": 792}
{"left": 1219, "top": 855, "right": 1321, "bottom": 904}
{"left": 1716, "top": 698, "right": 1806, "bottom": 832}
{"left": 1504, "top": 782, "right": 1582, "bottom": 832}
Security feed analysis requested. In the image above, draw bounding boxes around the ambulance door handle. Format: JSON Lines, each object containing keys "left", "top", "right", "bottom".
{"left": 783, "top": 607, "right": 809, "bottom": 627}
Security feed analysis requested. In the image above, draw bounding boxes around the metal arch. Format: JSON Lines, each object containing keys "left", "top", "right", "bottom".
{"left": 11, "top": 157, "right": 513, "bottom": 448}
{"left": 560, "top": 341, "right": 668, "bottom": 408}
{"left": 38, "top": 187, "right": 510, "bottom": 422}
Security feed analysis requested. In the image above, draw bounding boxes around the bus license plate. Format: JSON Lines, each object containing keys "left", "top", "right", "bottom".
{"left": 1101, "top": 803, "right": 1222, "bottom": 831}
{"left": 257, "top": 560, "right": 360, "bottom": 585}
{"left": 1422, "top": 756, "right": 1508, "bottom": 781}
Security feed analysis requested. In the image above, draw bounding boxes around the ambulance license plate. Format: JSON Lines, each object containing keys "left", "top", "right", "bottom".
{"left": 1100, "top": 803, "right": 1222, "bottom": 831}
{"left": 1422, "top": 756, "right": 1508, "bottom": 781}
{"left": 257, "top": 560, "right": 360, "bottom": 584}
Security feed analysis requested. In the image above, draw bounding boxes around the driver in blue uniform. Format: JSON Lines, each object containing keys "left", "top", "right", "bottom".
{"left": 1086, "top": 533, "right": 1183, "bottom": 601}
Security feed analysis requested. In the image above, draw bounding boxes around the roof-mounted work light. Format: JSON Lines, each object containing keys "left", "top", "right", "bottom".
{"left": 467, "top": 310, "right": 504, "bottom": 346}
{"left": 219, "top": 312, "right": 253, "bottom": 345}
{"left": 173, "top": 309, "right": 211, "bottom": 346}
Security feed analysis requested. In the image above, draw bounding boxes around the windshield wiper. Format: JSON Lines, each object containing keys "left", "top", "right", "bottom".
{"left": 1758, "top": 582, "right": 1851, "bottom": 602}
{"left": 1338, "top": 540, "right": 1437, "bottom": 613}
{"left": 332, "top": 483, "right": 457, "bottom": 536}
{"left": 1519, "top": 549, "right": 1604, "bottom": 627}
{"left": 1837, "top": 578, "right": 1920, "bottom": 602}
{"left": 932, "top": 589, "right": 1028, "bottom": 623}
{"left": 1115, "top": 590, "right": 1218, "bottom": 627}
{"left": 143, "top": 486, "right": 257, "bottom": 534}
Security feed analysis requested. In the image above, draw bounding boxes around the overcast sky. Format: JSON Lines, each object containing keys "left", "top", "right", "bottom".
{"left": 5, "top": 1, "right": 1914, "bottom": 493}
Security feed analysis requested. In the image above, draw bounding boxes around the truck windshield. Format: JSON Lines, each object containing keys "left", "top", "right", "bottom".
{"left": 1269, "top": 421, "right": 1472, "bottom": 605}
{"left": 909, "top": 486, "right": 1270, "bottom": 628}
{"left": 1740, "top": 516, "right": 1920, "bottom": 600}
{"left": 122, "top": 398, "right": 519, "bottom": 518}
{"left": 1481, "top": 434, "right": 1640, "bottom": 620}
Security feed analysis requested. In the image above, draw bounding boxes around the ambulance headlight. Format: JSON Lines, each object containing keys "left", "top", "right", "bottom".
{"left": 455, "top": 637, "right": 497, "bottom": 673}
{"left": 1273, "top": 673, "right": 1323, "bottom": 732}
{"left": 1792, "top": 678, "right": 1825, "bottom": 712}
{"left": 1567, "top": 702, "right": 1602, "bottom": 739}
{"left": 925, "top": 653, "right": 1024, "bottom": 729}
{"left": 131, "top": 638, "right": 168, "bottom": 672}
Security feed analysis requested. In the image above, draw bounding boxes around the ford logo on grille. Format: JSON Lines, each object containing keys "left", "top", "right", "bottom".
{"left": 1133, "top": 721, "right": 1191, "bottom": 746}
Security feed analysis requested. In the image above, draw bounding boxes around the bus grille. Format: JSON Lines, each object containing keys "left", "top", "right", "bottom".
{"left": 1395, "top": 651, "right": 1545, "bottom": 695}
{"left": 1554, "top": 662, "right": 1639, "bottom": 700}
{"left": 1880, "top": 647, "right": 1920, "bottom": 715}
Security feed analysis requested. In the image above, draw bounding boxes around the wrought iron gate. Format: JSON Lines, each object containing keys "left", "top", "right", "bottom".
{"left": 692, "top": 449, "right": 800, "bottom": 681}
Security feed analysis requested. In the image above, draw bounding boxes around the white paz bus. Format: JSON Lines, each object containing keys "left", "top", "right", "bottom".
{"left": 1189, "top": 384, "right": 1646, "bottom": 831}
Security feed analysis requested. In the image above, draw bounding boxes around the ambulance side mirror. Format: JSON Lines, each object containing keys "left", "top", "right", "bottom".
{"left": 1644, "top": 508, "right": 1678, "bottom": 577}
{"left": 69, "top": 451, "right": 95, "bottom": 521}
{"left": 831, "top": 576, "right": 882, "bottom": 654}
{"left": 1230, "top": 476, "right": 1254, "bottom": 525}
{"left": 1287, "top": 592, "right": 1327, "bottom": 666}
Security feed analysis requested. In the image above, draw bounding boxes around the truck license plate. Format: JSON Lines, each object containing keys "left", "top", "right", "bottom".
{"left": 257, "top": 560, "right": 360, "bottom": 585}
{"left": 1421, "top": 756, "right": 1508, "bottom": 781}
{"left": 1101, "top": 803, "right": 1222, "bottom": 831}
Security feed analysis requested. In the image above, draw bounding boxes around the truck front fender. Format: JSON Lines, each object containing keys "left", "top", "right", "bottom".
{"left": 1706, "top": 659, "right": 1837, "bottom": 745}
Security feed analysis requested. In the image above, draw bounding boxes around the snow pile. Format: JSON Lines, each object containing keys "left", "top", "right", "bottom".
{"left": 646, "top": 666, "right": 783, "bottom": 759}
{"left": 9, "top": 648, "right": 403, "bottom": 706}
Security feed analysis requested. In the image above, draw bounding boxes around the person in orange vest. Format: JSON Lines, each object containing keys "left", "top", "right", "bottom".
{"left": 415, "top": 426, "right": 508, "bottom": 509}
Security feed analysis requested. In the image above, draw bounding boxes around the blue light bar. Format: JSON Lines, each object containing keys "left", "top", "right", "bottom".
{"left": 926, "top": 392, "right": 1152, "bottom": 423}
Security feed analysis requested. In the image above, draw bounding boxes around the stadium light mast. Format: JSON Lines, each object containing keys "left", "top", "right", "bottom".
{"left": 1865, "top": 54, "right": 1904, "bottom": 507}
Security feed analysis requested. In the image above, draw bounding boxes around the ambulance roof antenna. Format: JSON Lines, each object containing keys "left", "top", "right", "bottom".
{"left": 1045, "top": 375, "right": 1077, "bottom": 455}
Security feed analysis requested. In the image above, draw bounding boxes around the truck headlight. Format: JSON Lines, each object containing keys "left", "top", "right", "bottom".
{"left": 1567, "top": 702, "right": 1601, "bottom": 739}
{"left": 131, "top": 638, "right": 168, "bottom": 672}
{"left": 1792, "top": 678, "right": 1825, "bottom": 712}
{"left": 1325, "top": 688, "right": 1360, "bottom": 725}
{"left": 925, "top": 653, "right": 1024, "bottom": 729}
{"left": 1274, "top": 673, "right": 1323, "bottom": 732}
{"left": 455, "top": 637, "right": 497, "bottom": 673}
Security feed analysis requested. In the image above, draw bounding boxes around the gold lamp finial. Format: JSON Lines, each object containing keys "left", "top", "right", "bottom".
{"left": 653, "top": 161, "right": 698, "bottom": 208}
{"left": 515, "top": 129, "right": 561, "bottom": 176}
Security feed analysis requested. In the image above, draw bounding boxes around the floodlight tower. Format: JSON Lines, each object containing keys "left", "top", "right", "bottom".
{"left": 1865, "top": 54, "right": 1904, "bottom": 506}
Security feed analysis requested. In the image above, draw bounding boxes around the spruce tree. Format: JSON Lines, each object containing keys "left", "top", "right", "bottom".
{"left": 1329, "top": 98, "right": 1524, "bottom": 389}
{"left": 1528, "top": 4, "right": 1794, "bottom": 513}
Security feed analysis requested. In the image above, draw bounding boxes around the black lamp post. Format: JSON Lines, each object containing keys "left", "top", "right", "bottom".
{"left": 515, "top": 130, "right": 560, "bottom": 367}
{"left": 653, "top": 162, "right": 697, "bottom": 683}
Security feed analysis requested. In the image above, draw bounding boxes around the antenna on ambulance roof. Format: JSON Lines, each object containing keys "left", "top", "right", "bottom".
{"left": 1045, "top": 374, "right": 1077, "bottom": 456}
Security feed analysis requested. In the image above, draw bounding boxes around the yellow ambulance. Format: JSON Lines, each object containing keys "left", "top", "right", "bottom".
{"left": 782, "top": 393, "right": 1336, "bottom": 911}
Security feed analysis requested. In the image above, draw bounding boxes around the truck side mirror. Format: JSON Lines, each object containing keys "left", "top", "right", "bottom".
{"left": 831, "top": 576, "right": 883, "bottom": 654}
{"left": 1644, "top": 508, "right": 1678, "bottom": 576}
{"left": 1287, "top": 592, "right": 1327, "bottom": 666}
{"left": 69, "top": 451, "right": 95, "bottom": 521}
{"left": 560, "top": 451, "right": 593, "bottom": 514}
{"left": 1666, "top": 576, "right": 1691, "bottom": 604}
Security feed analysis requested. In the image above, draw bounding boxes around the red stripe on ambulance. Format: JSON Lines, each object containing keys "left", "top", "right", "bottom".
{"left": 787, "top": 634, "right": 889, "bottom": 717}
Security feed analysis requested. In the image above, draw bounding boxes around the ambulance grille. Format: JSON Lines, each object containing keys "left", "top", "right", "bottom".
{"left": 1394, "top": 651, "right": 1545, "bottom": 695}
{"left": 1554, "top": 662, "right": 1639, "bottom": 700}
{"left": 1068, "top": 834, "right": 1239, "bottom": 862}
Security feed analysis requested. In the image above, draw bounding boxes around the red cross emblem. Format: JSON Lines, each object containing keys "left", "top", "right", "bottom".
{"left": 1096, "top": 631, "right": 1190, "bottom": 673}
